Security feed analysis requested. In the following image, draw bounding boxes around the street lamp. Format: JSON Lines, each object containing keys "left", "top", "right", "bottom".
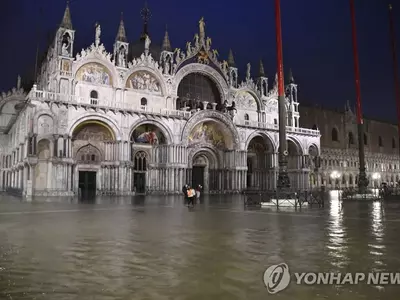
{"left": 372, "top": 172, "right": 381, "bottom": 180}
{"left": 330, "top": 171, "right": 341, "bottom": 189}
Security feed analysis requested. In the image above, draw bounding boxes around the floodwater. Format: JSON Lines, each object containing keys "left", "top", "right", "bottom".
{"left": 0, "top": 192, "right": 400, "bottom": 299}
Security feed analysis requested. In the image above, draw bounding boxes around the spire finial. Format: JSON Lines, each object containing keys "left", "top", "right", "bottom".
{"left": 162, "top": 24, "right": 172, "bottom": 51}
{"left": 259, "top": 60, "right": 265, "bottom": 77}
{"left": 116, "top": 12, "right": 127, "bottom": 42}
{"left": 140, "top": 0, "right": 151, "bottom": 40}
{"left": 61, "top": 0, "right": 73, "bottom": 29}
{"left": 287, "top": 68, "right": 295, "bottom": 83}
{"left": 227, "top": 49, "right": 235, "bottom": 67}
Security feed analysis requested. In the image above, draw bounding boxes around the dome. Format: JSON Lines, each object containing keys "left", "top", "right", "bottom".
{"left": 128, "top": 39, "right": 161, "bottom": 61}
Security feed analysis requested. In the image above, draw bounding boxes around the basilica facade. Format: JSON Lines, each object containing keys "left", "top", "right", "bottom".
{"left": 0, "top": 4, "right": 320, "bottom": 197}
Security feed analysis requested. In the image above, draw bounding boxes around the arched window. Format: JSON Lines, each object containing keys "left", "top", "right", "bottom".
{"left": 274, "top": 119, "right": 278, "bottom": 125}
{"left": 140, "top": 97, "right": 147, "bottom": 106}
{"left": 348, "top": 132, "right": 354, "bottom": 145}
{"left": 244, "top": 114, "right": 249, "bottom": 121}
{"left": 393, "top": 137, "right": 396, "bottom": 149}
{"left": 331, "top": 128, "right": 338, "bottom": 142}
{"left": 134, "top": 151, "right": 147, "bottom": 171}
{"left": 90, "top": 90, "right": 98, "bottom": 105}
{"left": 378, "top": 136, "right": 383, "bottom": 147}
{"left": 364, "top": 133, "right": 368, "bottom": 145}
{"left": 76, "top": 145, "right": 101, "bottom": 163}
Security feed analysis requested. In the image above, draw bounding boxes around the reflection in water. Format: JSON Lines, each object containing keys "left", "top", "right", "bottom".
{"left": 327, "top": 199, "right": 348, "bottom": 270}
{"left": 369, "top": 201, "right": 386, "bottom": 272}
{"left": 1, "top": 194, "right": 400, "bottom": 299}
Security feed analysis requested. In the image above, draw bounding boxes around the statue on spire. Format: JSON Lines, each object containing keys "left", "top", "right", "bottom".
{"left": 199, "top": 17, "right": 205, "bottom": 40}
{"left": 95, "top": 23, "right": 101, "bottom": 47}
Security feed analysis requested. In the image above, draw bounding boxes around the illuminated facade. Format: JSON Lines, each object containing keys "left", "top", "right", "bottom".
{"left": 300, "top": 103, "right": 400, "bottom": 189}
{"left": 0, "top": 4, "right": 320, "bottom": 197}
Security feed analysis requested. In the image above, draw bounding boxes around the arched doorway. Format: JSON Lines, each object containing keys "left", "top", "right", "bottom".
{"left": 246, "top": 135, "right": 274, "bottom": 190}
{"left": 278, "top": 139, "right": 302, "bottom": 189}
{"left": 177, "top": 73, "right": 222, "bottom": 111}
{"left": 35, "top": 139, "right": 51, "bottom": 190}
{"left": 191, "top": 150, "right": 218, "bottom": 192}
{"left": 130, "top": 123, "right": 167, "bottom": 193}
{"left": 133, "top": 151, "right": 148, "bottom": 194}
{"left": 72, "top": 120, "right": 115, "bottom": 197}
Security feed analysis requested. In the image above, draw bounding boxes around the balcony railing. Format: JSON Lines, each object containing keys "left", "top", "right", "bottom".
{"left": 28, "top": 89, "right": 320, "bottom": 135}
{"left": 29, "top": 89, "right": 192, "bottom": 118}
{"left": 235, "top": 120, "right": 320, "bottom": 136}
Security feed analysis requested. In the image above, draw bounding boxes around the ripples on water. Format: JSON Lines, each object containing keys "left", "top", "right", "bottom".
{"left": 1, "top": 194, "right": 400, "bottom": 299}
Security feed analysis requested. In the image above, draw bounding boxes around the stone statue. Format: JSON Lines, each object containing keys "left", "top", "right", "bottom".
{"left": 193, "top": 34, "right": 199, "bottom": 48}
{"left": 95, "top": 23, "right": 101, "bottom": 47}
{"left": 246, "top": 63, "right": 251, "bottom": 81}
{"left": 206, "top": 37, "right": 212, "bottom": 50}
{"left": 199, "top": 17, "right": 205, "bottom": 39}
{"left": 17, "top": 75, "right": 21, "bottom": 89}
{"left": 145, "top": 35, "right": 151, "bottom": 50}
{"left": 186, "top": 42, "right": 192, "bottom": 56}
{"left": 118, "top": 47, "right": 126, "bottom": 67}
{"left": 174, "top": 48, "right": 181, "bottom": 63}
{"left": 221, "top": 60, "right": 228, "bottom": 74}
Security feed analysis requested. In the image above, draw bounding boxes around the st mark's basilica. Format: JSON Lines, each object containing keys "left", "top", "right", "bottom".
{"left": 0, "top": 3, "right": 322, "bottom": 197}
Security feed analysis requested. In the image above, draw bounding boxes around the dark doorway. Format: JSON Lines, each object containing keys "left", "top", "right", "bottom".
{"left": 247, "top": 158, "right": 253, "bottom": 187}
{"left": 79, "top": 171, "right": 96, "bottom": 199}
{"left": 134, "top": 172, "right": 146, "bottom": 194}
{"left": 192, "top": 166, "right": 204, "bottom": 188}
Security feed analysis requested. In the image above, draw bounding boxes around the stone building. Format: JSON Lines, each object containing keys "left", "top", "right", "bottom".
{"left": 0, "top": 3, "right": 320, "bottom": 197}
{"left": 300, "top": 103, "right": 400, "bottom": 189}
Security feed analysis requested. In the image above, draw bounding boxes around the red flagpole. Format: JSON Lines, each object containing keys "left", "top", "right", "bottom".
{"left": 275, "top": 0, "right": 290, "bottom": 189}
{"left": 388, "top": 4, "right": 400, "bottom": 152}
{"left": 349, "top": 0, "right": 368, "bottom": 190}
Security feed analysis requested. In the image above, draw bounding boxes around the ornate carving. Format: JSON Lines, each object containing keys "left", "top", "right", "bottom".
{"left": 76, "top": 63, "right": 112, "bottom": 85}
{"left": 127, "top": 53, "right": 162, "bottom": 73}
{"left": 126, "top": 71, "right": 161, "bottom": 94}
{"left": 58, "top": 110, "right": 68, "bottom": 128}
{"left": 235, "top": 91, "right": 257, "bottom": 110}
{"left": 75, "top": 44, "right": 113, "bottom": 64}
{"left": 76, "top": 144, "right": 101, "bottom": 163}
{"left": 37, "top": 115, "right": 54, "bottom": 135}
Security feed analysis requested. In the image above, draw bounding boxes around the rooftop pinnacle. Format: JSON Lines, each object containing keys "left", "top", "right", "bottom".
{"left": 227, "top": 49, "right": 235, "bottom": 67}
{"left": 60, "top": 1, "right": 73, "bottom": 30}
{"left": 162, "top": 26, "right": 172, "bottom": 51}
{"left": 116, "top": 13, "right": 127, "bottom": 42}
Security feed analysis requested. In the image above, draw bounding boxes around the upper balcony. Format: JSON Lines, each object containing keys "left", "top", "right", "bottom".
{"left": 27, "top": 87, "right": 320, "bottom": 137}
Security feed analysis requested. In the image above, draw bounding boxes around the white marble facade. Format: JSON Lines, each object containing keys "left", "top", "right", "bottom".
{"left": 0, "top": 4, "right": 320, "bottom": 197}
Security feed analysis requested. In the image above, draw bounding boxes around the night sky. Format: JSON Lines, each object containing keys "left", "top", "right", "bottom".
{"left": 1, "top": 0, "right": 399, "bottom": 122}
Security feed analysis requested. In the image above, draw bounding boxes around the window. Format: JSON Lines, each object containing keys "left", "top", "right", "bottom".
{"left": 134, "top": 151, "right": 147, "bottom": 171}
{"left": 244, "top": 114, "right": 249, "bottom": 125}
{"left": 274, "top": 119, "right": 278, "bottom": 125}
{"left": 140, "top": 97, "right": 147, "bottom": 106}
{"left": 90, "top": 90, "right": 98, "bottom": 105}
{"left": 378, "top": 136, "right": 383, "bottom": 147}
{"left": 364, "top": 133, "right": 368, "bottom": 145}
{"left": 331, "top": 128, "right": 338, "bottom": 142}
{"left": 348, "top": 132, "right": 354, "bottom": 145}
{"left": 393, "top": 137, "right": 396, "bottom": 149}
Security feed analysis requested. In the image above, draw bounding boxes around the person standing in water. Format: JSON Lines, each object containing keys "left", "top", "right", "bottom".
{"left": 195, "top": 184, "right": 202, "bottom": 203}
{"left": 187, "top": 186, "right": 195, "bottom": 206}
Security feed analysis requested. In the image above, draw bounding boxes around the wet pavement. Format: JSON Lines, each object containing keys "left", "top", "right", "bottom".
{"left": 1, "top": 192, "right": 400, "bottom": 299}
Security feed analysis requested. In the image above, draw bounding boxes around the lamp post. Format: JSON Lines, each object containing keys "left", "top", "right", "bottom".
{"left": 349, "top": 0, "right": 369, "bottom": 193}
{"left": 275, "top": 0, "right": 290, "bottom": 190}
{"left": 330, "top": 171, "right": 341, "bottom": 189}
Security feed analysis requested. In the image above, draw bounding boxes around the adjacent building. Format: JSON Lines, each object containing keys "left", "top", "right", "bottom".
{"left": 300, "top": 103, "right": 400, "bottom": 189}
